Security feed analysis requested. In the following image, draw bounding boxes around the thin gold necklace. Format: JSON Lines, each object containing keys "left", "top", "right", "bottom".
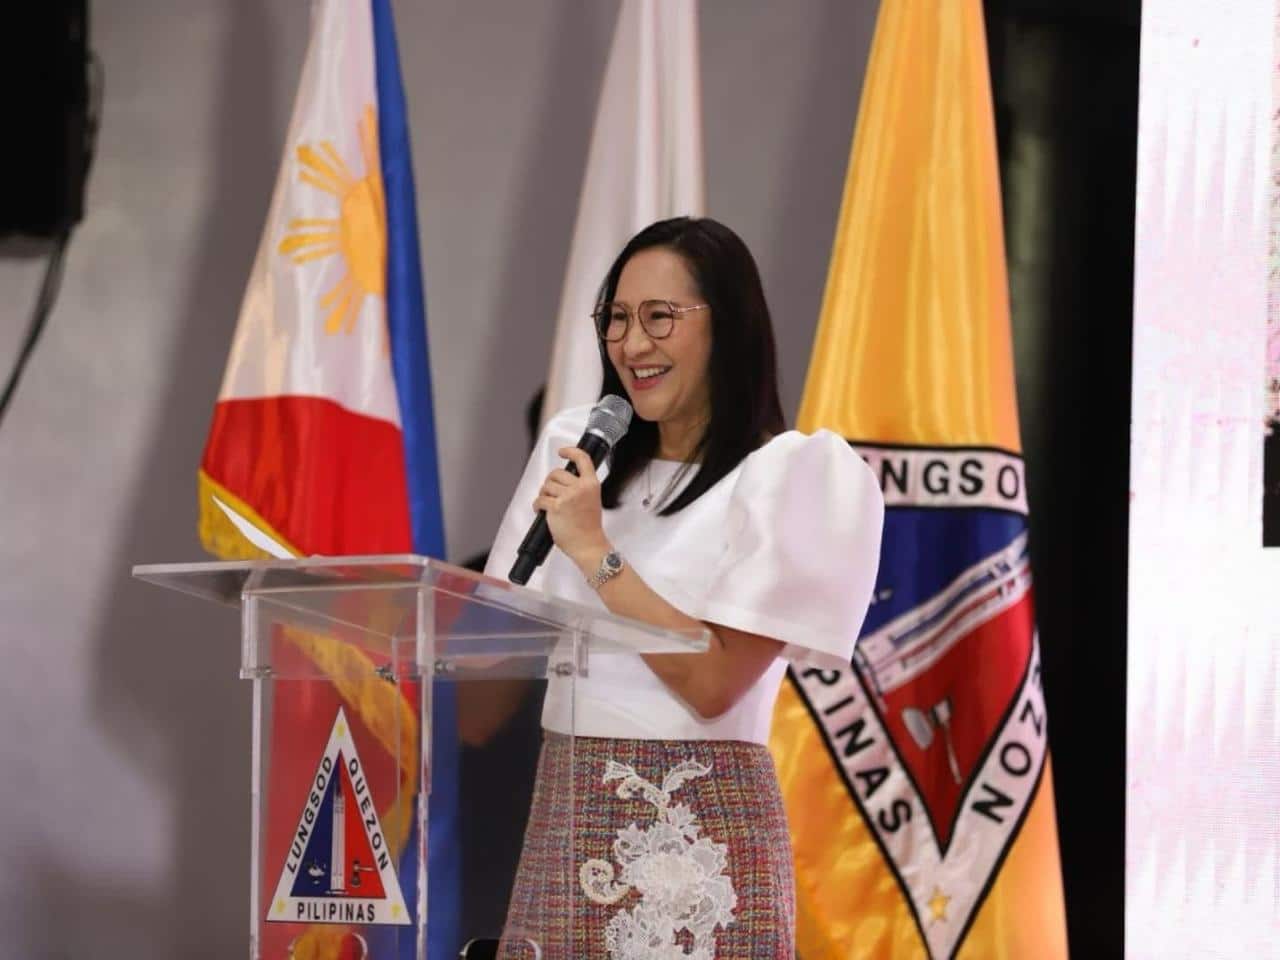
{"left": 642, "top": 462, "right": 657, "bottom": 508}
{"left": 642, "top": 460, "right": 689, "bottom": 510}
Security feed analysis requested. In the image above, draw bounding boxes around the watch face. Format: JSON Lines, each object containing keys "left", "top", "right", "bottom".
{"left": 604, "top": 551, "right": 623, "bottom": 571}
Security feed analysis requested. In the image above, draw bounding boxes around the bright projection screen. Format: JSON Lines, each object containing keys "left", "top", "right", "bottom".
{"left": 1128, "top": 1, "right": 1280, "bottom": 956}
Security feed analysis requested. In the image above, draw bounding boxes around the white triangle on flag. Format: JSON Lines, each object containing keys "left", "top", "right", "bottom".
{"left": 266, "top": 707, "right": 411, "bottom": 926}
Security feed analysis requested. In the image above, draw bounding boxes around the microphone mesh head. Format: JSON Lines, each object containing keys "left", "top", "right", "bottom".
{"left": 587, "top": 394, "right": 633, "bottom": 447}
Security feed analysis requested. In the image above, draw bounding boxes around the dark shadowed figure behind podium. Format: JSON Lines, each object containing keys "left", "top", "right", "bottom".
{"left": 456, "top": 388, "right": 546, "bottom": 947}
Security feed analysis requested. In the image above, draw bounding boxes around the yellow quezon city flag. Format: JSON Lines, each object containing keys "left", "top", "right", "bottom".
{"left": 768, "top": 1, "right": 1069, "bottom": 957}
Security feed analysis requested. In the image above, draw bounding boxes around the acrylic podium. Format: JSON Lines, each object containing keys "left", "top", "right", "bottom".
{"left": 133, "top": 555, "right": 708, "bottom": 960}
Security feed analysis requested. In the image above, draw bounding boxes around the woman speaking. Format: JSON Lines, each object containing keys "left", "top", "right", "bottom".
{"left": 485, "top": 217, "right": 884, "bottom": 958}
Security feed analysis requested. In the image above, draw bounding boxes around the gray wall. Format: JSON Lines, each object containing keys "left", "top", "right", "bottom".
{"left": 0, "top": 0, "right": 875, "bottom": 954}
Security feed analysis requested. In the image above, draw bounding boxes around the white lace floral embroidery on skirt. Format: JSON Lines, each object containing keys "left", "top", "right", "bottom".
{"left": 500, "top": 735, "right": 796, "bottom": 959}
{"left": 578, "top": 759, "right": 737, "bottom": 958}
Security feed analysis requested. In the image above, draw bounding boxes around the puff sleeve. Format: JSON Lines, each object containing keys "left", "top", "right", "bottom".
{"left": 693, "top": 430, "right": 884, "bottom": 669}
{"left": 483, "top": 405, "right": 593, "bottom": 589}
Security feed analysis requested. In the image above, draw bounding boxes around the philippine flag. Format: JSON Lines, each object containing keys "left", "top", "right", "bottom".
{"left": 196, "top": 0, "right": 458, "bottom": 956}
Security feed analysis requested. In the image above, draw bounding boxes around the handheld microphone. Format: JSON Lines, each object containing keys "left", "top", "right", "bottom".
{"left": 508, "top": 395, "right": 633, "bottom": 585}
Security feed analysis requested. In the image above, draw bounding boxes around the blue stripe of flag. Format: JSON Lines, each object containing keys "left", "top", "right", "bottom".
{"left": 372, "top": 1, "right": 461, "bottom": 957}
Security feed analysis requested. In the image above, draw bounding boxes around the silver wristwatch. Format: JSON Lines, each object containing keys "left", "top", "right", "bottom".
{"left": 587, "top": 550, "right": 625, "bottom": 590}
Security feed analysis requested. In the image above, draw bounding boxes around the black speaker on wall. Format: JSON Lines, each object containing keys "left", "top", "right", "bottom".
{"left": 0, "top": 2, "right": 91, "bottom": 239}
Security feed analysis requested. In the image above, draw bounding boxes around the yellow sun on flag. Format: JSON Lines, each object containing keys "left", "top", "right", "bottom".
{"left": 278, "top": 105, "right": 386, "bottom": 334}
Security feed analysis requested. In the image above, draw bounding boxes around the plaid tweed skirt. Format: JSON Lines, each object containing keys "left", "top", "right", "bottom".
{"left": 499, "top": 733, "right": 795, "bottom": 959}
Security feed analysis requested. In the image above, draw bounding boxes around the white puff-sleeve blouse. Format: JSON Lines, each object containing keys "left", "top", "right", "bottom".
{"left": 484, "top": 405, "right": 884, "bottom": 745}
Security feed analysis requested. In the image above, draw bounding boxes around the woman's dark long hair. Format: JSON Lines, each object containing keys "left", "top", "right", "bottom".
{"left": 598, "top": 217, "right": 785, "bottom": 515}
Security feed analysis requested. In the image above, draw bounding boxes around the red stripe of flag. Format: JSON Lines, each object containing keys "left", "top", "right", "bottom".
{"left": 202, "top": 396, "right": 411, "bottom": 556}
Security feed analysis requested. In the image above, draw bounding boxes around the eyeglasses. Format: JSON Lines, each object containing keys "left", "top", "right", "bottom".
{"left": 591, "top": 299, "right": 709, "bottom": 342}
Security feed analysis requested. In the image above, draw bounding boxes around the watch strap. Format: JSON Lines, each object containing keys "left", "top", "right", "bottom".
{"left": 587, "top": 550, "right": 624, "bottom": 590}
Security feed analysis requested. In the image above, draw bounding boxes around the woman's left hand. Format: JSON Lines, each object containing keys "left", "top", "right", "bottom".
{"left": 532, "top": 447, "right": 610, "bottom": 569}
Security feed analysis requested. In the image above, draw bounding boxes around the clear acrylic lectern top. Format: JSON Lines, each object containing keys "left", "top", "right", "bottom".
{"left": 134, "top": 553, "right": 707, "bottom": 680}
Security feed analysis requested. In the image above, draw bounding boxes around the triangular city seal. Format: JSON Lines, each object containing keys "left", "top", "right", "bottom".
{"left": 267, "top": 707, "right": 411, "bottom": 926}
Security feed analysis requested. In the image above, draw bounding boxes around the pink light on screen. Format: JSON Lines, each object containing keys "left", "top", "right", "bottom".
{"left": 1129, "top": 1, "right": 1280, "bottom": 957}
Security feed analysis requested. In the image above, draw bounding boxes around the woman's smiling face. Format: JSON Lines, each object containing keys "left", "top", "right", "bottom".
{"left": 606, "top": 247, "right": 713, "bottom": 433}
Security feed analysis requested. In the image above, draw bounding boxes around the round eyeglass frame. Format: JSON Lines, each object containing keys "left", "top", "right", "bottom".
{"left": 591, "top": 299, "right": 710, "bottom": 342}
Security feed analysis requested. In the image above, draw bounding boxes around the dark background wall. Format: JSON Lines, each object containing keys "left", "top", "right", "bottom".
{"left": 986, "top": 1, "right": 1139, "bottom": 956}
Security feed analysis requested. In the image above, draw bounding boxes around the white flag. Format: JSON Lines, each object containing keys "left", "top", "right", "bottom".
{"left": 541, "top": 0, "right": 705, "bottom": 425}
